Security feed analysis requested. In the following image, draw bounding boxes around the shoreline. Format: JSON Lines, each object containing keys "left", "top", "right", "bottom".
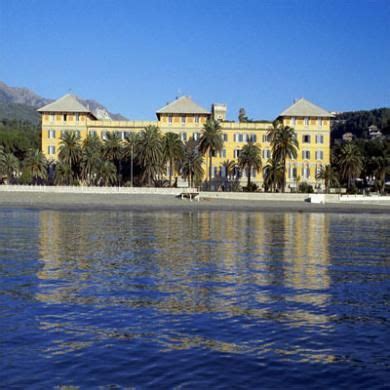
{"left": 0, "top": 192, "right": 389, "bottom": 214}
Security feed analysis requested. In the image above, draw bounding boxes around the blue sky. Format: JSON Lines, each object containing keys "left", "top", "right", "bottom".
{"left": 0, "top": 0, "right": 389, "bottom": 120}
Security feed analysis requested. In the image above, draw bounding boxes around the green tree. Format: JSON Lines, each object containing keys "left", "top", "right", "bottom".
{"left": 371, "top": 155, "right": 390, "bottom": 193}
{"left": 238, "top": 108, "right": 248, "bottom": 122}
{"left": 199, "top": 118, "right": 224, "bottom": 189}
{"left": 181, "top": 138, "right": 204, "bottom": 188}
{"left": 55, "top": 161, "right": 77, "bottom": 185}
{"left": 103, "top": 132, "right": 123, "bottom": 182}
{"left": 163, "top": 132, "right": 184, "bottom": 186}
{"left": 137, "top": 125, "right": 164, "bottom": 186}
{"left": 24, "top": 149, "right": 48, "bottom": 184}
{"left": 58, "top": 131, "right": 81, "bottom": 183}
{"left": 238, "top": 142, "right": 262, "bottom": 188}
{"left": 221, "top": 159, "right": 236, "bottom": 181}
{"left": 80, "top": 134, "right": 103, "bottom": 185}
{"left": 315, "top": 164, "right": 339, "bottom": 193}
{"left": 336, "top": 142, "right": 363, "bottom": 190}
{"left": 0, "top": 145, "right": 6, "bottom": 178}
{"left": 268, "top": 121, "right": 299, "bottom": 192}
{"left": 98, "top": 160, "right": 117, "bottom": 186}
{"left": 263, "top": 157, "right": 284, "bottom": 192}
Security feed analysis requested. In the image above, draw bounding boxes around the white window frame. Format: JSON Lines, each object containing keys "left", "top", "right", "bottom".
{"left": 302, "top": 150, "right": 310, "bottom": 160}
{"left": 304, "top": 117, "right": 309, "bottom": 127}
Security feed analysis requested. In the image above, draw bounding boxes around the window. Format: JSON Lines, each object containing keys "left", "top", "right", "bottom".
{"left": 221, "top": 166, "right": 226, "bottom": 178}
{"left": 249, "top": 134, "right": 257, "bottom": 142}
{"left": 289, "top": 166, "right": 297, "bottom": 179}
{"left": 50, "top": 114, "right": 55, "bottom": 122}
{"left": 220, "top": 149, "right": 226, "bottom": 158}
{"left": 193, "top": 132, "right": 200, "bottom": 141}
{"left": 194, "top": 115, "right": 199, "bottom": 124}
{"left": 318, "top": 118, "right": 323, "bottom": 127}
{"left": 303, "top": 134, "right": 311, "bottom": 143}
{"left": 180, "top": 132, "right": 187, "bottom": 142}
{"left": 302, "top": 150, "right": 310, "bottom": 160}
{"left": 213, "top": 166, "right": 218, "bottom": 177}
{"left": 315, "top": 151, "right": 324, "bottom": 160}
{"left": 238, "top": 134, "right": 243, "bottom": 142}
{"left": 262, "top": 134, "right": 271, "bottom": 143}
{"left": 234, "top": 149, "right": 241, "bottom": 158}
{"left": 74, "top": 130, "right": 80, "bottom": 138}
{"left": 315, "top": 134, "right": 324, "bottom": 144}
{"left": 302, "top": 166, "right": 310, "bottom": 179}
{"left": 304, "top": 117, "right": 309, "bottom": 126}
{"left": 168, "top": 115, "right": 172, "bottom": 124}
{"left": 89, "top": 130, "right": 97, "bottom": 137}
{"left": 63, "top": 114, "right": 67, "bottom": 122}
{"left": 48, "top": 145, "right": 56, "bottom": 155}
{"left": 48, "top": 129, "right": 56, "bottom": 139}
{"left": 123, "top": 131, "right": 130, "bottom": 140}
{"left": 75, "top": 113, "right": 80, "bottom": 122}
{"left": 181, "top": 115, "right": 186, "bottom": 124}
{"left": 223, "top": 133, "right": 228, "bottom": 142}
{"left": 291, "top": 117, "right": 296, "bottom": 126}
{"left": 102, "top": 131, "right": 108, "bottom": 140}
{"left": 263, "top": 149, "right": 271, "bottom": 159}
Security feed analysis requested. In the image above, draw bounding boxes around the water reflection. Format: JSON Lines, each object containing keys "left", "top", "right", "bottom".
{"left": 36, "top": 211, "right": 335, "bottom": 357}
{"left": 1, "top": 208, "right": 390, "bottom": 387}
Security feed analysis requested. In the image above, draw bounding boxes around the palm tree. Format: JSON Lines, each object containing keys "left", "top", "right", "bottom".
{"left": 263, "top": 157, "right": 284, "bottom": 192}
{"left": 24, "top": 149, "right": 48, "bottom": 184}
{"left": 58, "top": 132, "right": 81, "bottom": 183}
{"left": 371, "top": 155, "right": 390, "bottom": 193}
{"left": 98, "top": 160, "right": 117, "bottom": 186}
{"left": 199, "top": 118, "right": 224, "bottom": 189}
{"left": 336, "top": 142, "right": 363, "bottom": 190}
{"left": 103, "top": 132, "right": 123, "bottom": 182}
{"left": 181, "top": 138, "right": 204, "bottom": 188}
{"left": 221, "top": 159, "right": 236, "bottom": 181}
{"left": 3, "top": 153, "right": 20, "bottom": 182}
{"left": 81, "top": 134, "right": 103, "bottom": 185}
{"left": 163, "top": 132, "right": 184, "bottom": 186}
{"left": 0, "top": 146, "right": 6, "bottom": 177}
{"left": 55, "top": 161, "right": 77, "bottom": 185}
{"left": 268, "top": 121, "right": 299, "bottom": 192}
{"left": 238, "top": 142, "right": 262, "bottom": 188}
{"left": 123, "top": 132, "right": 140, "bottom": 186}
{"left": 137, "top": 125, "right": 164, "bottom": 186}
{"left": 315, "top": 164, "right": 339, "bottom": 193}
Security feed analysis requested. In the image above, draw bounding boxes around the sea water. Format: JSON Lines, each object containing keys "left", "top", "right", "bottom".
{"left": 0, "top": 209, "right": 389, "bottom": 388}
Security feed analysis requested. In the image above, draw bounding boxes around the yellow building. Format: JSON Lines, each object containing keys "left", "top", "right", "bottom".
{"left": 38, "top": 94, "right": 333, "bottom": 189}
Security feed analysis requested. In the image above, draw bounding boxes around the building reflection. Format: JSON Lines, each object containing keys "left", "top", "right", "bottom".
{"left": 37, "top": 209, "right": 332, "bottom": 357}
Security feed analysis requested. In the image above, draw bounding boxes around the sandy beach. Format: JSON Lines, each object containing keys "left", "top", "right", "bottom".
{"left": 0, "top": 191, "right": 389, "bottom": 214}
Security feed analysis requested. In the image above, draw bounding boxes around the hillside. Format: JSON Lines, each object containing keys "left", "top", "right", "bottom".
{"left": 0, "top": 80, "right": 127, "bottom": 122}
{"left": 332, "top": 108, "right": 390, "bottom": 139}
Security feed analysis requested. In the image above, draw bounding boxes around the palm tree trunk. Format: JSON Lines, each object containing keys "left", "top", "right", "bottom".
{"left": 282, "top": 160, "right": 286, "bottom": 193}
{"left": 247, "top": 166, "right": 251, "bottom": 187}
{"left": 209, "top": 151, "right": 212, "bottom": 191}
{"left": 169, "top": 158, "right": 173, "bottom": 186}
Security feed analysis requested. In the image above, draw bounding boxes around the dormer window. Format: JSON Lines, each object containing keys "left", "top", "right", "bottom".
{"left": 304, "top": 117, "right": 309, "bottom": 126}
{"left": 181, "top": 115, "right": 186, "bottom": 124}
{"left": 168, "top": 115, "right": 172, "bottom": 124}
{"left": 50, "top": 114, "right": 55, "bottom": 122}
{"left": 194, "top": 115, "right": 199, "bottom": 124}
{"left": 318, "top": 118, "right": 322, "bottom": 127}
{"left": 291, "top": 117, "right": 296, "bottom": 126}
{"left": 63, "top": 114, "right": 67, "bottom": 122}
{"left": 75, "top": 113, "right": 79, "bottom": 122}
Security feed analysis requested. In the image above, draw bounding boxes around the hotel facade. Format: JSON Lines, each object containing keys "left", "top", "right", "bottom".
{"left": 38, "top": 95, "right": 333, "bottom": 189}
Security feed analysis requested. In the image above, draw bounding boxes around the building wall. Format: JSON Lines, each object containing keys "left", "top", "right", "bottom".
{"left": 41, "top": 110, "right": 331, "bottom": 189}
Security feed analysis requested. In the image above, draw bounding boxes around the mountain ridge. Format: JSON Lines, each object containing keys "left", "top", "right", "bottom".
{"left": 0, "top": 81, "right": 127, "bottom": 121}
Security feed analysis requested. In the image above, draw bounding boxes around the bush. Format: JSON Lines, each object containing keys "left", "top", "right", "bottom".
{"left": 298, "top": 182, "right": 314, "bottom": 193}
{"left": 243, "top": 182, "right": 258, "bottom": 192}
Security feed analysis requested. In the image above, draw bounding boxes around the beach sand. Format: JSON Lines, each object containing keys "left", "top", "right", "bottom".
{"left": 0, "top": 191, "right": 389, "bottom": 214}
